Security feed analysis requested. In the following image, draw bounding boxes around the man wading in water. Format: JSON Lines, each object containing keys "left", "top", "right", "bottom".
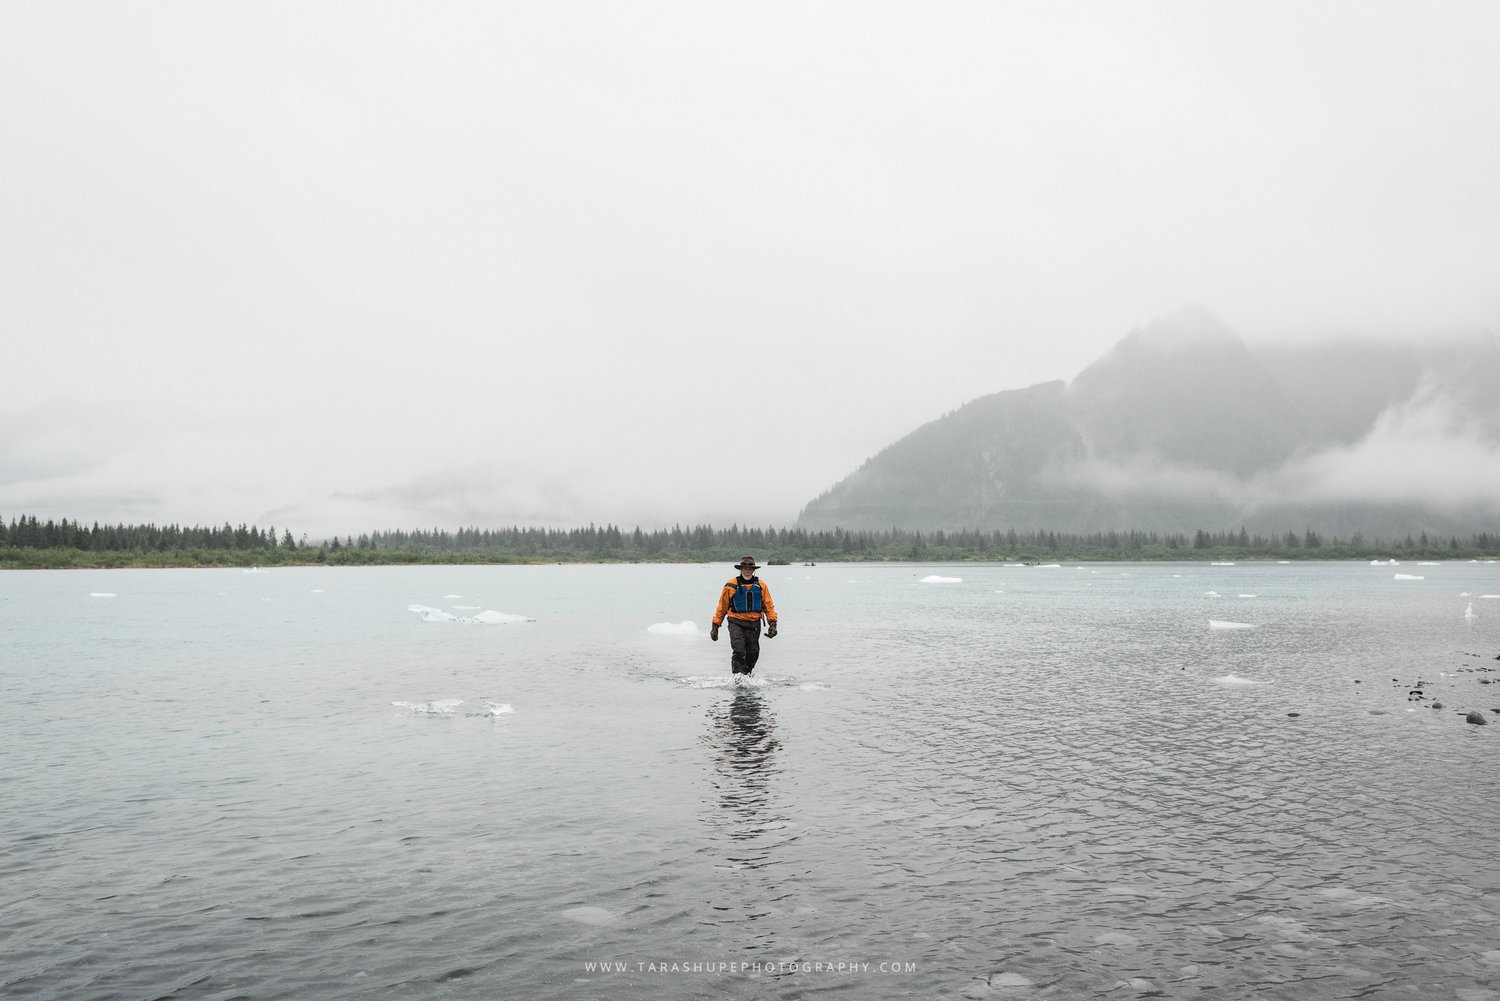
{"left": 710, "top": 557, "right": 779, "bottom": 677}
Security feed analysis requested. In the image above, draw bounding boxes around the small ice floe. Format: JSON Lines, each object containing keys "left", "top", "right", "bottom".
{"left": 472, "top": 610, "right": 532, "bottom": 624}
{"left": 1482, "top": 594, "right": 1500, "bottom": 599}
{"left": 89, "top": 592, "right": 117, "bottom": 598}
{"left": 1239, "top": 594, "right": 1258, "bottom": 599}
{"left": 561, "top": 906, "right": 618, "bottom": 927}
{"left": 1211, "top": 561, "right": 1236, "bottom": 566}
{"left": 1209, "top": 620, "right": 1257, "bottom": 630}
{"left": 393, "top": 699, "right": 464, "bottom": 714}
{"left": 920, "top": 575, "right": 962, "bottom": 583}
{"left": 1371, "top": 559, "right": 1399, "bottom": 566}
{"left": 1204, "top": 590, "right": 1221, "bottom": 597}
{"left": 647, "top": 621, "right": 698, "bottom": 636}
{"left": 408, "top": 604, "right": 532, "bottom": 624}
{"left": 1094, "top": 931, "right": 1141, "bottom": 947}
{"left": 479, "top": 701, "right": 514, "bottom": 716}
{"left": 1465, "top": 603, "right": 1477, "bottom": 620}
{"left": 1393, "top": 574, "right": 1425, "bottom": 581}
{"left": 1217, "top": 674, "right": 1266, "bottom": 685}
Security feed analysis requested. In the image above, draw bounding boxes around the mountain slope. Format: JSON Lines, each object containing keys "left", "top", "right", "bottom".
{"left": 796, "top": 311, "right": 1500, "bottom": 535}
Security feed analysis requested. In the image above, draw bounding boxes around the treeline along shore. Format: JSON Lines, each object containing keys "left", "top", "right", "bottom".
{"left": 3, "top": 514, "right": 1499, "bottom": 568}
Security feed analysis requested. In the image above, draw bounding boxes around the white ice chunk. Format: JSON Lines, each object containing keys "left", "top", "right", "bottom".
{"left": 919, "top": 575, "right": 962, "bottom": 583}
{"left": 1209, "top": 620, "right": 1257, "bottom": 630}
{"left": 561, "top": 906, "right": 618, "bottom": 926}
{"left": 1217, "top": 674, "right": 1265, "bottom": 685}
{"left": 647, "top": 621, "right": 699, "bottom": 635}
{"left": 393, "top": 699, "right": 463, "bottom": 714}
{"left": 480, "top": 701, "right": 514, "bottom": 716}
{"left": 408, "top": 603, "right": 533, "bottom": 624}
{"left": 473, "top": 610, "right": 533, "bottom": 624}
{"left": 89, "top": 592, "right": 117, "bottom": 598}
{"left": 1393, "top": 573, "right": 1425, "bottom": 581}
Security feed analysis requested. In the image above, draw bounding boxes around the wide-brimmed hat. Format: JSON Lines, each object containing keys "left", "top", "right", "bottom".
{"left": 734, "top": 556, "right": 760, "bottom": 570}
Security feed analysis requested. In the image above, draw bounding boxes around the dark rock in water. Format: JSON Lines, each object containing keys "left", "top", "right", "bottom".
{"left": 1353, "top": 680, "right": 1361, "bottom": 684}
{"left": 1287, "top": 712, "right": 1301, "bottom": 717}
{"left": 1432, "top": 701, "right": 1444, "bottom": 710}
{"left": 1466, "top": 711, "right": 1488, "bottom": 725}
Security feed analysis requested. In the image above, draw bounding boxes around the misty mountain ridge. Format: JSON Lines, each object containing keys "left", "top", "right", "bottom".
{"left": 798, "top": 307, "right": 1500, "bottom": 537}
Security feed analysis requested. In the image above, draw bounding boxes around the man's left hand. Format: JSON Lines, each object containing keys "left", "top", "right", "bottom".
{"left": 766, "top": 622, "right": 778, "bottom": 638}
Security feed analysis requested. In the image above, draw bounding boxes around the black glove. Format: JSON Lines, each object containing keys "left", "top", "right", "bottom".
{"left": 710, "top": 623, "right": 720, "bottom": 641}
{"left": 766, "top": 622, "right": 778, "bottom": 638}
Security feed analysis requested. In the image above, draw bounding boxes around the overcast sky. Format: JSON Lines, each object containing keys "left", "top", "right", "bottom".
{"left": 3, "top": 2, "right": 1497, "bottom": 538}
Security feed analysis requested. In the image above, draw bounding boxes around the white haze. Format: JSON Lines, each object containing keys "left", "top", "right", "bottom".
{"left": 2, "top": 2, "right": 1498, "bottom": 537}
{"left": 1062, "top": 374, "right": 1500, "bottom": 515}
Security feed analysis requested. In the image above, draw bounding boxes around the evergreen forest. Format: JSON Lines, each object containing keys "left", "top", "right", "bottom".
{"left": 3, "top": 514, "right": 1499, "bottom": 568}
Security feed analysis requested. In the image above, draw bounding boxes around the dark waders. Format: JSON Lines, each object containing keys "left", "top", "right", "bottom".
{"left": 727, "top": 618, "right": 762, "bottom": 675}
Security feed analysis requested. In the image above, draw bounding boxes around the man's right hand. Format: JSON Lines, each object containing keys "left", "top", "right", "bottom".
{"left": 709, "top": 623, "right": 719, "bottom": 641}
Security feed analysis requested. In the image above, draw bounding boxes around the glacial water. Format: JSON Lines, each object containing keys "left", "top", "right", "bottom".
{"left": 4, "top": 561, "right": 1500, "bottom": 1000}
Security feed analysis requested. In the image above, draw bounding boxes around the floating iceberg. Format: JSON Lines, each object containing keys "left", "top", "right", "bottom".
{"left": 647, "top": 621, "right": 699, "bottom": 635}
{"left": 408, "top": 603, "right": 533, "bottom": 624}
{"left": 1393, "top": 574, "right": 1425, "bottom": 581}
{"left": 1209, "top": 620, "right": 1257, "bottom": 630}
{"left": 393, "top": 699, "right": 463, "bottom": 714}
{"left": 919, "top": 575, "right": 962, "bottom": 584}
{"left": 473, "top": 610, "right": 532, "bottom": 624}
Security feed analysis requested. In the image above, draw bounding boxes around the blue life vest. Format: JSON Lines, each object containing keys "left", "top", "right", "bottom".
{"left": 729, "top": 577, "right": 764, "bottom": 613}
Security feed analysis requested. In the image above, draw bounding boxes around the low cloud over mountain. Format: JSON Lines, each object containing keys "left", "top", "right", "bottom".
{"left": 798, "top": 308, "right": 1500, "bottom": 537}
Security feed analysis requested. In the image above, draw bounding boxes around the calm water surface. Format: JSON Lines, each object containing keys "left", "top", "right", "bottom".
{"left": 4, "top": 561, "right": 1500, "bottom": 1000}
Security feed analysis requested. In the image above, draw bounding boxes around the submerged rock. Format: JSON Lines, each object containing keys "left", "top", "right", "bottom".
{"left": 561, "top": 906, "right": 619, "bottom": 926}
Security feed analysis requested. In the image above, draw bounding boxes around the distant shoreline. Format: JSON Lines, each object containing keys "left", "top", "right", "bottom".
{"left": 4, "top": 549, "right": 1497, "bottom": 570}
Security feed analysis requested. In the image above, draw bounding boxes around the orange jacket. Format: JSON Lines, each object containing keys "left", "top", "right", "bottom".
{"left": 712, "top": 575, "right": 777, "bottom": 626}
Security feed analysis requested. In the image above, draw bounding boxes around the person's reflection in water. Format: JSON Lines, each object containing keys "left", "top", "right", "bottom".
{"left": 702, "top": 687, "right": 785, "bottom": 869}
